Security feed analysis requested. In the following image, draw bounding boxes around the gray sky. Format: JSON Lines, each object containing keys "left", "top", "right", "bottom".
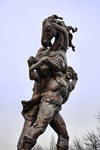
{"left": 0, "top": 0, "right": 100, "bottom": 149}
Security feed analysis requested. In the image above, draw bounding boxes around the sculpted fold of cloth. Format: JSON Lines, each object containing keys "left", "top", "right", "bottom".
{"left": 17, "top": 14, "right": 78, "bottom": 150}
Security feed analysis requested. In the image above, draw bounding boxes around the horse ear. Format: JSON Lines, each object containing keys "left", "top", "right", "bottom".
{"left": 52, "top": 14, "right": 63, "bottom": 20}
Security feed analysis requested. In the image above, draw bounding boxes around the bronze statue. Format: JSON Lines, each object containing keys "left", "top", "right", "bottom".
{"left": 17, "top": 15, "right": 78, "bottom": 150}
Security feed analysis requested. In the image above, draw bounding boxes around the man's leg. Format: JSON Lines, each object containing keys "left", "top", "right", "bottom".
{"left": 17, "top": 120, "right": 32, "bottom": 150}
{"left": 50, "top": 112, "right": 69, "bottom": 150}
{"left": 22, "top": 101, "right": 59, "bottom": 150}
{"left": 17, "top": 103, "right": 39, "bottom": 150}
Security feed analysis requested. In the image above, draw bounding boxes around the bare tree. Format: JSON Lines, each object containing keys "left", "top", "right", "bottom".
{"left": 73, "top": 138, "right": 85, "bottom": 150}
{"left": 84, "top": 131, "right": 100, "bottom": 150}
{"left": 70, "top": 112, "right": 100, "bottom": 150}
{"left": 70, "top": 137, "right": 85, "bottom": 150}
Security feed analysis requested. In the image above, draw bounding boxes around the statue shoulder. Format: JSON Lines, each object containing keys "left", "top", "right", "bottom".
{"left": 38, "top": 47, "right": 47, "bottom": 52}
{"left": 36, "top": 47, "right": 48, "bottom": 58}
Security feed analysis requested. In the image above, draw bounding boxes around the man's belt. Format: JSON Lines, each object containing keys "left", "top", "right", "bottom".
{"left": 41, "top": 94, "right": 62, "bottom": 106}
{"left": 42, "top": 94, "right": 61, "bottom": 100}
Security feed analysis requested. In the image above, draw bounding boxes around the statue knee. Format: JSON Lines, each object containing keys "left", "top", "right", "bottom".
{"left": 27, "top": 125, "right": 46, "bottom": 140}
{"left": 57, "top": 135, "right": 69, "bottom": 150}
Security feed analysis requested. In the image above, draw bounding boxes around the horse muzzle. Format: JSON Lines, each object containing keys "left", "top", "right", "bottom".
{"left": 42, "top": 40, "right": 48, "bottom": 48}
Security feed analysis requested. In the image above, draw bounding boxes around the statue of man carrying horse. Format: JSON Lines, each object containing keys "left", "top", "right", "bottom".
{"left": 17, "top": 15, "right": 78, "bottom": 150}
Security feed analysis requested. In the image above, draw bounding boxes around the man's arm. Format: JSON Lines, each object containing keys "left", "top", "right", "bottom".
{"left": 62, "top": 71, "right": 78, "bottom": 104}
{"left": 69, "top": 72, "right": 78, "bottom": 92}
{"left": 27, "top": 47, "right": 46, "bottom": 81}
{"left": 29, "top": 52, "right": 66, "bottom": 73}
{"left": 27, "top": 56, "right": 39, "bottom": 81}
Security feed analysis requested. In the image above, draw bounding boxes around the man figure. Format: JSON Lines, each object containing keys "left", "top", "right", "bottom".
{"left": 19, "top": 51, "right": 78, "bottom": 150}
{"left": 17, "top": 14, "right": 78, "bottom": 150}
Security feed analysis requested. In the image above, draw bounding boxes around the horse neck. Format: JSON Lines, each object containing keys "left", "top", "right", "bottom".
{"left": 50, "top": 32, "right": 62, "bottom": 51}
{"left": 50, "top": 31, "right": 68, "bottom": 51}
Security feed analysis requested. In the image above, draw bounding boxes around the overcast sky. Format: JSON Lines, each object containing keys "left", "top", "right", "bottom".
{"left": 0, "top": 0, "right": 100, "bottom": 149}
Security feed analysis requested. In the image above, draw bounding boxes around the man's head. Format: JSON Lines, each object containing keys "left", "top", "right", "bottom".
{"left": 66, "top": 66, "right": 74, "bottom": 80}
{"left": 65, "top": 66, "right": 78, "bottom": 81}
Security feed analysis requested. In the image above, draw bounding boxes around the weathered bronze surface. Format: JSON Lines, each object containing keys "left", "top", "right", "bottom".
{"left": 17, "top": 15, "right": 78, "bottom": 150}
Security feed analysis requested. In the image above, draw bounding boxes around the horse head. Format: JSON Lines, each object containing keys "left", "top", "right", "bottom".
{"left": 41, "top": 15, "right": 77, "bottom": 51}
{"left": 41, "top": 15, "right": 65, "bottom": 48}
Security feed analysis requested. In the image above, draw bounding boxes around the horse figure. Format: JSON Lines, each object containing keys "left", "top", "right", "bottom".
{"left": 29, "top": 14, "right": 77, "bottom": 74}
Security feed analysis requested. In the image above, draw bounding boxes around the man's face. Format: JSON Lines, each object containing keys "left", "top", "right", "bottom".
{"left": 66, "top": 69, "right": 73, "bottom": 79}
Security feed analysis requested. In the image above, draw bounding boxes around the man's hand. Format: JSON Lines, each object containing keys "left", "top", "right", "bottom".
{"left": 29, "top": 56, "right": 49, "bottom": 72}
{"left": 27, "top": 56, "right": 38, "bottom": 67}
{"left": 72, "top": 71, "right": 78, "bottom": 80}
{"left": 29, "top": 71, "right": 39, "bottom": 82}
